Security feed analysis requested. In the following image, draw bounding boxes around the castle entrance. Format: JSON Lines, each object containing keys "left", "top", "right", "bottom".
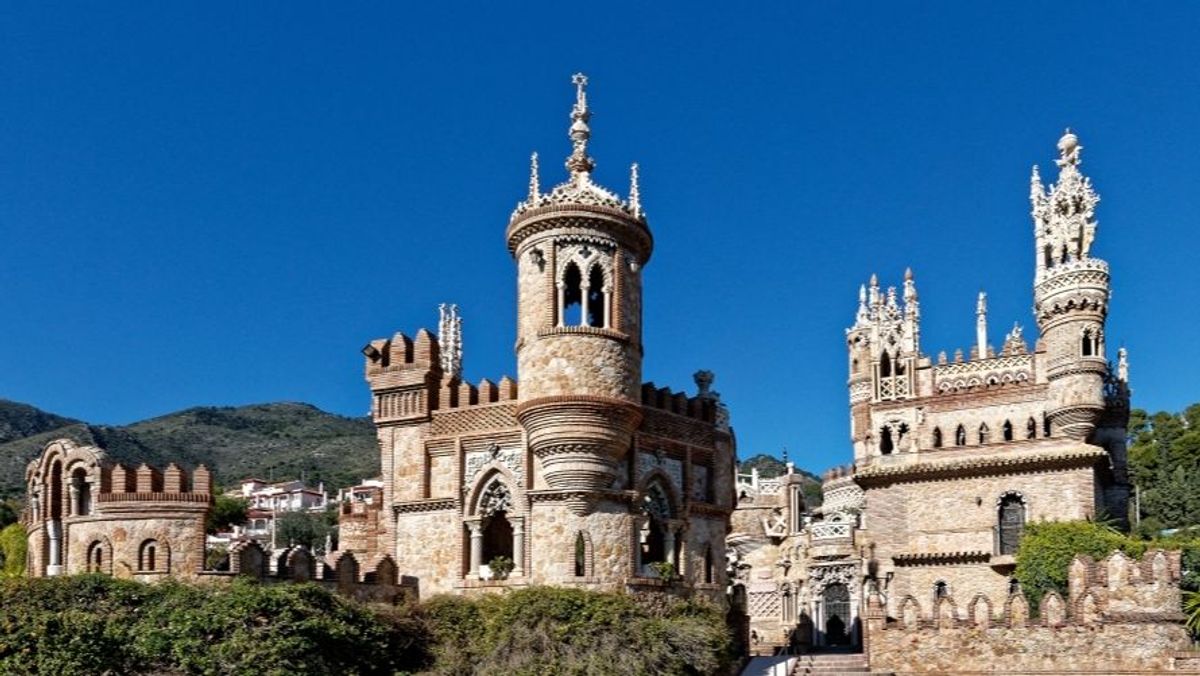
{"left": 822, "top": 584, "right": 851, "bottom": 646}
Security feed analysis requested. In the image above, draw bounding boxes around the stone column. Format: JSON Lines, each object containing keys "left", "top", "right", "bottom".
{"left": 663, "top": 523, "right": 677, "bottom": 570}
{"left": 47, "top": 520, "right": 62, "bottom": 576}
{"left": 512, "top": 518, "right": 525, "bottom": 577}
{"left": 466, "top": 520, "right": 483, "bottom": 578}
{"left": 68, "top": 484, "right": 79, "bottom": 517}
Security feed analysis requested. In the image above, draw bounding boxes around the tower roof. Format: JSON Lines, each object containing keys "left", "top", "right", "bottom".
{"left": 510, "top": 74, "right": 645, "bottom": 224}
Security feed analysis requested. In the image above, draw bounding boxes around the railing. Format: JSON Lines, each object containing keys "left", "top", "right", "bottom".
{"left": 811, "top": 522, "right": 852, "bottom": 541}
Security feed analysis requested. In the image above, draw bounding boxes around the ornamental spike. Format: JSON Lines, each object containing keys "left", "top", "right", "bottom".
{"left": 566, "top": 73, "right": 595, "bottom": 176}
{"left": 629, "top": 163, "right": 642, "bottom": 217}
{"left": 528, "top": 152, "right": 540, "bottom": 202}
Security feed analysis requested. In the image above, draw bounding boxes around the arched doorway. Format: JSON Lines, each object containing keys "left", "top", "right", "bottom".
{"left": 823, "top": 583, "right": 851, "bottom": 646}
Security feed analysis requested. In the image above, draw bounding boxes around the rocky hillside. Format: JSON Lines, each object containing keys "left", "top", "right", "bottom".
{"left": 0, "top": 400, "right": 379, "bottom": 498}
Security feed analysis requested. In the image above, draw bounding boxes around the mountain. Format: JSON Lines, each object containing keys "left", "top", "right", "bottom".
{"left": 0, "top": 400, "right": 379, "bottom": 498}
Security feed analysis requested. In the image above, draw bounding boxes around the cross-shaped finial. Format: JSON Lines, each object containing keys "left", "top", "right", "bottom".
{"left": 572, "top": 73, "right": 588, "bottom": 87}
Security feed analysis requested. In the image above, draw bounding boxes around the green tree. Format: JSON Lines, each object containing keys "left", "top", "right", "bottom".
{"left": 0, "top": 522, "right": 26, "bottom": 578}
{"left": 1130, "top": 404, "right": 1200, "bottom": 531}
{"left": 206, "top": 494, "right": 249, "bottom": 534}
{"left": 275, "top": 510, "right": 332, "bottom": 551}
{"left": 0, "top": 500, "right": 18, "bottom": 529}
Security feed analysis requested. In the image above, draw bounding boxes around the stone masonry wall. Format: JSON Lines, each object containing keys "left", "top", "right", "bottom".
{"left": 867, "top": 550, "right": 1192, "bottom": 674}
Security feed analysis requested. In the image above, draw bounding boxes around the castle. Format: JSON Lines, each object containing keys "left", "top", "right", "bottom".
{"left": 730, "top": 130, "right": 1144, "bottom": 653}
{"left": 17, "top": 75, "right": 1196, "bottom": 672}
{"left": 361, "top": 74, "right": 736, "bottom": 598}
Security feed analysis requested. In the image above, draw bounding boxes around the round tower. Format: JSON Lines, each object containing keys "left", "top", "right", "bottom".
{"left": 507, "top": 74, "right": 652, "bottom": 504}
{"left": 1031, "top": 131, "right": 1110, "bottom": 440}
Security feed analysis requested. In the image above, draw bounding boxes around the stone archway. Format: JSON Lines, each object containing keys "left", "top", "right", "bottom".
{"left": 807, "top": 564, "right": 861, "bottom": 650}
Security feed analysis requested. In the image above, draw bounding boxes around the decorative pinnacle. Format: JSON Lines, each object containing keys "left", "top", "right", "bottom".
{"left": 629, "top": 163, "right": 641, "bottom": 217}
{"left": 528, "top": 152, "right": 540, "bottom": 202}
{"left": 976, "top": 291, "right": 987, "bottom": 315}
{"left": 1056, "top": 128, "right": 1081, "bottom": 168}
{"left": 566, "top": 73, "right": 595, "bottom": 176}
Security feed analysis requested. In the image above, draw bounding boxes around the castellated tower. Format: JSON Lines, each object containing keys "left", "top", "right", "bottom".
{"left": 1030, "top": 131, "right": 1110, "bottom": 441}
{"left": 508, "top": 74, "right": 652, "bottom": 511}
{"left": 363, "top": 75, "right": 734, "bottom": 599}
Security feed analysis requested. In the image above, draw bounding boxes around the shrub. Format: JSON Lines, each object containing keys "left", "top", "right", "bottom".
{"left": 487, "top": 555, "right": 513, "bottom": 580}
{"left": 1014, "top": 520, "right": 1135, "bottom": 610}
{"left": 0, "top": 523, "right": 26, "bottom": 578}
{"left": 419, "top": 586, "right": 731, "bottom": 676}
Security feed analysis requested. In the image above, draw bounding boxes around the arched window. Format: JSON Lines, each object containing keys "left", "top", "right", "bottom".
{"left": 560, "top": 262, "right": 583, "bottom": 326}
{"left": 86, "top": 541, "right": 105, "bottom": 573}
{"left": 574, "top": 531, "right": 587, "bottom": 577}
{"left": 139, "top": 539, "right": 159, "bottom": 572}
{"left": 978, "top": 423, "right": 990, "bottom": 445}
{"left": 71, "top": 468, "right": 91, "bottom": 516}
{"left": 879, "top": 426, "right": 894, "bottom": 455}
{"left": 1002, "top": 420, "right": 1013, "bottom": 442}
{"left": 704, "top": 546, "right": 715, "bottom": 584}
{"left": 955, "top": 425, "right": 967, "bottom": 446}
{"left": 476, "top": 479, "right": 514, "bottom": 572}
{"left": 879, "top": 351, "right": 892, "bottom": 378}
{"left": 934, "top": 580, "right": 949, "bottom": 600}
{"left": 1026, "top": 417, "right": 1037, "bottom": 439}
{"left": 640, "top": 481, "right": 674, "bottom": 571}
{"left": 1008, "top": 578, "right": 1021, "bottom": 596}
{"left": 1043, "top": 414, "right": 1052, "bottom": 437}
{"left": 1081, "top": 328, "right": 1093, "bottom": 356}
{"left": 998, "top": 493, "right": 1026, "bottom": 555}
{"left": 585, "top": 264, "right": 607, "bottom": 328}
{"left": 932, "top": 427, "right": 943, "bottom": 449}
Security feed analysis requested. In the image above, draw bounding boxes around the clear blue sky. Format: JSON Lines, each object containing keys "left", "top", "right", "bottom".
{"left": 2, "top": 3, "right": 1197, "bottom": 474}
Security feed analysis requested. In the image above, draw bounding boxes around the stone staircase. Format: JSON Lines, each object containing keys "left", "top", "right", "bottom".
{"left": 791, "top": 652, "right": 875, "bottom": 676}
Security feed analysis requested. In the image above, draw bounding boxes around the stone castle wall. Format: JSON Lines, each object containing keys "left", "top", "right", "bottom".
{"left": 865, "top": 550, "right": 1192, "bottom": 674}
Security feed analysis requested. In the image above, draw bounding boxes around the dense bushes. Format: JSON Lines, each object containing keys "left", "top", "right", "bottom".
{"left": 0, "top": 577, "right": 732, "bottom": 676}
{"left": 421, "top": 586, "right": 732, "bottom": 676}
{"left": 0, "top": 575, "right": 426, "bottom": 675}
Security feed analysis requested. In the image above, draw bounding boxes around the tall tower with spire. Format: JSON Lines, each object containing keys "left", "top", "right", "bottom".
{"left": 507, "top": 73, "right": 653, "bottom": 511}
{"left": 1030, "top": 130, "right": 1111, "bottom": 441}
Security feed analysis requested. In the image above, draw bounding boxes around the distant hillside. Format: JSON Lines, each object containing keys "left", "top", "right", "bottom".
{"left": 0, "top": 401, "right": 379, "bottom": 498}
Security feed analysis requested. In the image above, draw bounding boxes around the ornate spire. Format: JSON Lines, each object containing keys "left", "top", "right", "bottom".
{"left": 903, "top": 268, "right": 919, "bottom": 321}
{"left": 854, "top": 284, "right": 869, "bottom": 327}
{"left": 629, "top": 163, "right": 641, "bottom": 217}
{"left": 438, "top": 303, "right": 462, "bottom": 379}
{"left": 566, "top": 73, "right": 595, "bottom": 176}
{"left": 976, "top": 291, "right": 988, "bottom": 359}
{"left": 1032, "top": 129, "right": 1100, "bottom": 269}
{"left": 528, "top": 152, "right": 540, "bottom": 202}
{"left": 1117, "top": 346, "right": 1129, "bottom": 383}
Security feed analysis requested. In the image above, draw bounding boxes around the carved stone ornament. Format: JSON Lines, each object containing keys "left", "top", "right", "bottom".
{"left": 808, "top": 564, "right": 856, "bottom": 593}
{"left": 478, "top": 480, "right": 512, "bottom": 517}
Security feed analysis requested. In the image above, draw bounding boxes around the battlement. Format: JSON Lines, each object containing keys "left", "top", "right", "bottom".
{"left": 101, "top": 462, "right": 213, "bottom": 502}
{"left": 436, "top": 375, "right": 519, "bottom": 411}
{"left": 362, "top": 328, "right": 440, "bottom": 376}
{"left": 639, "top": 382, "right": 715, "bottom": 423}
{"left": 875, "top": 549, "right": 1182, "bottom": 632}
